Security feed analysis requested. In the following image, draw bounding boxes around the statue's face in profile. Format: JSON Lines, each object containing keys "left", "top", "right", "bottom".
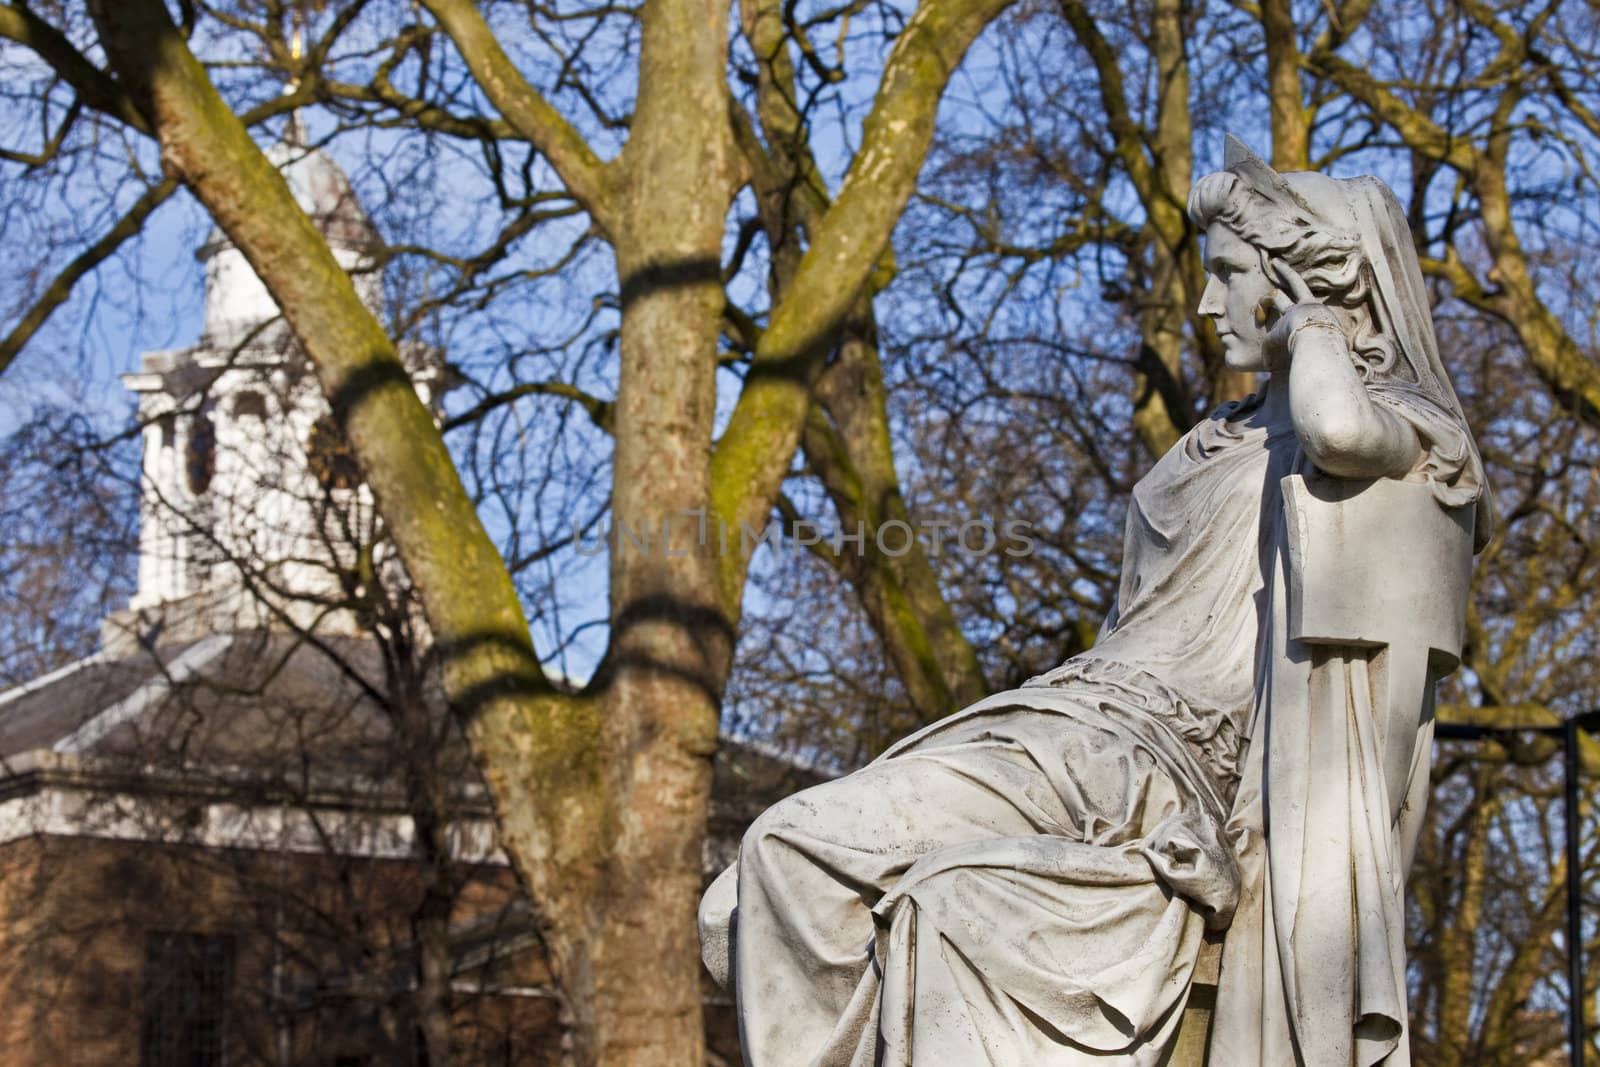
{"left": 1198, "top": 222, "right": 1277, "bottom": 372}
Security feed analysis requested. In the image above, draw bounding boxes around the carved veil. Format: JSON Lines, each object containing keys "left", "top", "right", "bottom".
{"left": 1210, "top": 148, "right": 1491, "bottom": 1067}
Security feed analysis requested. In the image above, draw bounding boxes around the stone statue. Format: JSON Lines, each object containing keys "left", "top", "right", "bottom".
{"left": 699, "top": 137, "right": 1491, "bottom": 1067}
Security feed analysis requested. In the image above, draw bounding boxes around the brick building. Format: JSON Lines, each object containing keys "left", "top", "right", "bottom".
{"left": 0, "top": 635, "right": 810, "bottom": 1065}
{"left": 0, "top": 123, "right": 814, "bottom": 1065}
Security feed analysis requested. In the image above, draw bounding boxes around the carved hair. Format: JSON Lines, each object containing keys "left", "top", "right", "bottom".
{"left": 1188, "top": 170, "right": 1397, "bottom": 379}
{"left": 1189, "top": 139, "right": 1494, "bottom": 548}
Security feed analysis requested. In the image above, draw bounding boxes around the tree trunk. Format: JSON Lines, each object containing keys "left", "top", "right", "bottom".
{"left": 413, "top": 873, "right": 457, "bottom": 1067}
{"left": 734, "top": 0, "right": 985, "bottom": 723}
{"left": 87, "top": 0, "right": 1013, "bottom": 1060}
{"left": 803, "top": 321, "right": 988, "bottom": 722}
{"left": 1434, "top": 768, "right": 1495, "bottom": 1065}
{"left": 574, "top": 0, "right": 736, "bottom": 1058}
{"left": 1260, "top": 0, "right": 1310, "bottom": 171}
{"left": 1061, "top": 0, "right": 1251, "bottom": 457}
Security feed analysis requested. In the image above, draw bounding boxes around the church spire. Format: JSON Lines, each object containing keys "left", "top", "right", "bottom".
{"left": 282, "top": 21, "right": 307, "bottom": 148}
{"left": 110, "top": 114, "right": 386, "bottom": 648}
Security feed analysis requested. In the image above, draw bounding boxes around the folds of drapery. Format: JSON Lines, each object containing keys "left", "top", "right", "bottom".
{"left": 729, "top": 682, "right": 1241, "bottom": 1066}
{"left": 1212, "top": 507, "right": 1419, "bottom": 1067}
{"left": 722, "top": 567, "right": 1431, "bottom": 1067}
{"left": 714, "top": 392, "right": 1466, "bottom": 1064}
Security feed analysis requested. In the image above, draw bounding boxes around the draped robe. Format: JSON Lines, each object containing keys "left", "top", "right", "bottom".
{"left": 730, "top": 395, "right": 1327, "bottom": 1065}
{"left": 717, "top": 168, "right": 1487, "bottom": 1067}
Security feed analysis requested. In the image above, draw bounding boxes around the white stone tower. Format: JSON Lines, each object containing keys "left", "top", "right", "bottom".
{"left": 105, "top": 123, "right": 447, "bottom": 652}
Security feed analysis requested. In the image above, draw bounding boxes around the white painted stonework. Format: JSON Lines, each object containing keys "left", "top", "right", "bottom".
{"left": 199, "top": 118, "right": 384, "bottom": 347}
{"left": 0, "top": 749, "right": 504, "bottom": 864}
{"left": 108, "top": 125, "right": 446, "bottom": 652}
{"left": 701, "top": 139, "right": 1491, "bottom": 1066}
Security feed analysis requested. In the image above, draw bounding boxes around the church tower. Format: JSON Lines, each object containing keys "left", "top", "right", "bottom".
{"left": 106, "top": 123, "right": 448, "bottom": 652}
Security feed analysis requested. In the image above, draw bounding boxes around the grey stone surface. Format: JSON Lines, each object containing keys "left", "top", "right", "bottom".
{"left": 702, "top": 138, "right": 1489, "bottom": 1066}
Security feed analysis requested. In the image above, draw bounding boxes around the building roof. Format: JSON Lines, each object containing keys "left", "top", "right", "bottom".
{"left": 0, "top": 632, "right": 469, "bottom": 792}
{"left": 0, "top": 631, "right": 825, "bottom": 868}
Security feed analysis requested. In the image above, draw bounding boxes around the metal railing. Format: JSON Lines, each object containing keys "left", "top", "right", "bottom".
{"left": 1435, "top": 708, "right": 1600, "bottom": 1067}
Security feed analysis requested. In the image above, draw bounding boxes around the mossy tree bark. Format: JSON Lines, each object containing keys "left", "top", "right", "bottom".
{"left": 730, "top": 0, "right": 988, "bottom": 725}
{"left": 84, "top": 0, "right": 590, "bottom": 1051}
{"left": 1058, "top": 0, "right": 1252, "bottom": 459}
{"left": 81, "top": 0, "right": 1015, "bottom": 1060}
{"left": 802, "top": 325, "right": 990, "bottom": 722}
{"left": 705, "top": 0, "right": 1021, "bottom": 608}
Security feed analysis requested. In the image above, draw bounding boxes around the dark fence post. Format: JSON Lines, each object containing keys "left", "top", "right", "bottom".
{"left": 1568, "top": 718, "right": 1585, "bottom": 1067}
{"left": 1435, "top": 708, "right": 1600, "bottom": 1065}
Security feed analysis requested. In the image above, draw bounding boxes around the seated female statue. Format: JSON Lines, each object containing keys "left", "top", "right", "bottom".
{"left": 700, "top": 138, "right": 1492, "bottom": 1067}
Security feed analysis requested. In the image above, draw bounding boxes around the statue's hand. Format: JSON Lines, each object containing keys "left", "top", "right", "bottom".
{"left": 1263, "top": 258, "right": 1342, "bottom": 370}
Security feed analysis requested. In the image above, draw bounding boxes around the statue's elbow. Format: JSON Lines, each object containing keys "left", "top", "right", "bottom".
{"left": 1299, "top": 415, "right": 1395, "bottom": 479}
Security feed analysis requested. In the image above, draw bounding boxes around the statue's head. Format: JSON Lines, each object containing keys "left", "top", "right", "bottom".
{"left": 1188, "top": 139, "right": 1389, "bottom": 376}
{"left": 1190, "top": 137, "right": 1495, "bottom": 549}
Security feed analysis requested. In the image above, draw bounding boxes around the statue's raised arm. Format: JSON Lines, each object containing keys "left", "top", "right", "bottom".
{"left": 700, "top": 137, "right": 1490, "bottom": 1067}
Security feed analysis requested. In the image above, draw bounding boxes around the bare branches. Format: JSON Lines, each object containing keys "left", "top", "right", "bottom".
{"left": 418, "top": 0, "right": 617, "bottom": 228}
{"left": 1304, "top": 3, "right": 1600, "bottom": 429}
{"left": 443, "top": 379, "right": 613, "bottom": 434}
{"left": 81, "top": 6, "right": 583, "bottom": 963}
{"left": 711, "top": 0, "right": 1020, "bottom": 608}
{"left": 1308, "top": 51, "right": 1479, "bottom": 171}
{"left": 0, "top": 3, "right": 150, "bottom": 133}
{"left": 0, "top": 176, "right": 177, "bottom": 378}
{"left": 0, "top": 96, "right": 81, "bottom": 167}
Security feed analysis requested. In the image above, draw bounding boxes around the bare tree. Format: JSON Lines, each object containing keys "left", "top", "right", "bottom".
{"left": 5, "top": 0, "right": 1600, "bottom": 1063}
{"left": 0, "top": 0, "right": 1023, "bottom": 1058}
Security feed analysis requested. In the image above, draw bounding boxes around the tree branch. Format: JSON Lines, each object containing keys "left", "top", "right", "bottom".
{"left": 1311, "top": 44, "right": 1600, "bottom": 429}
{"left": 84, "top": 0, "right": 584, "bottom": 907}
{"left": 710, "top": 0, "right": 1018, "bottom": 609}
{"left": 0, "top": 176, "right": 178, "bottom": 378}
{"left": 444, "top": 380, "right": 613, "bottom": 434}
{"left": 417, "top": 0, "right": 616, "bottom": 230}
{"left": 0, "top": 3, "right": 150, "bottom": 133}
